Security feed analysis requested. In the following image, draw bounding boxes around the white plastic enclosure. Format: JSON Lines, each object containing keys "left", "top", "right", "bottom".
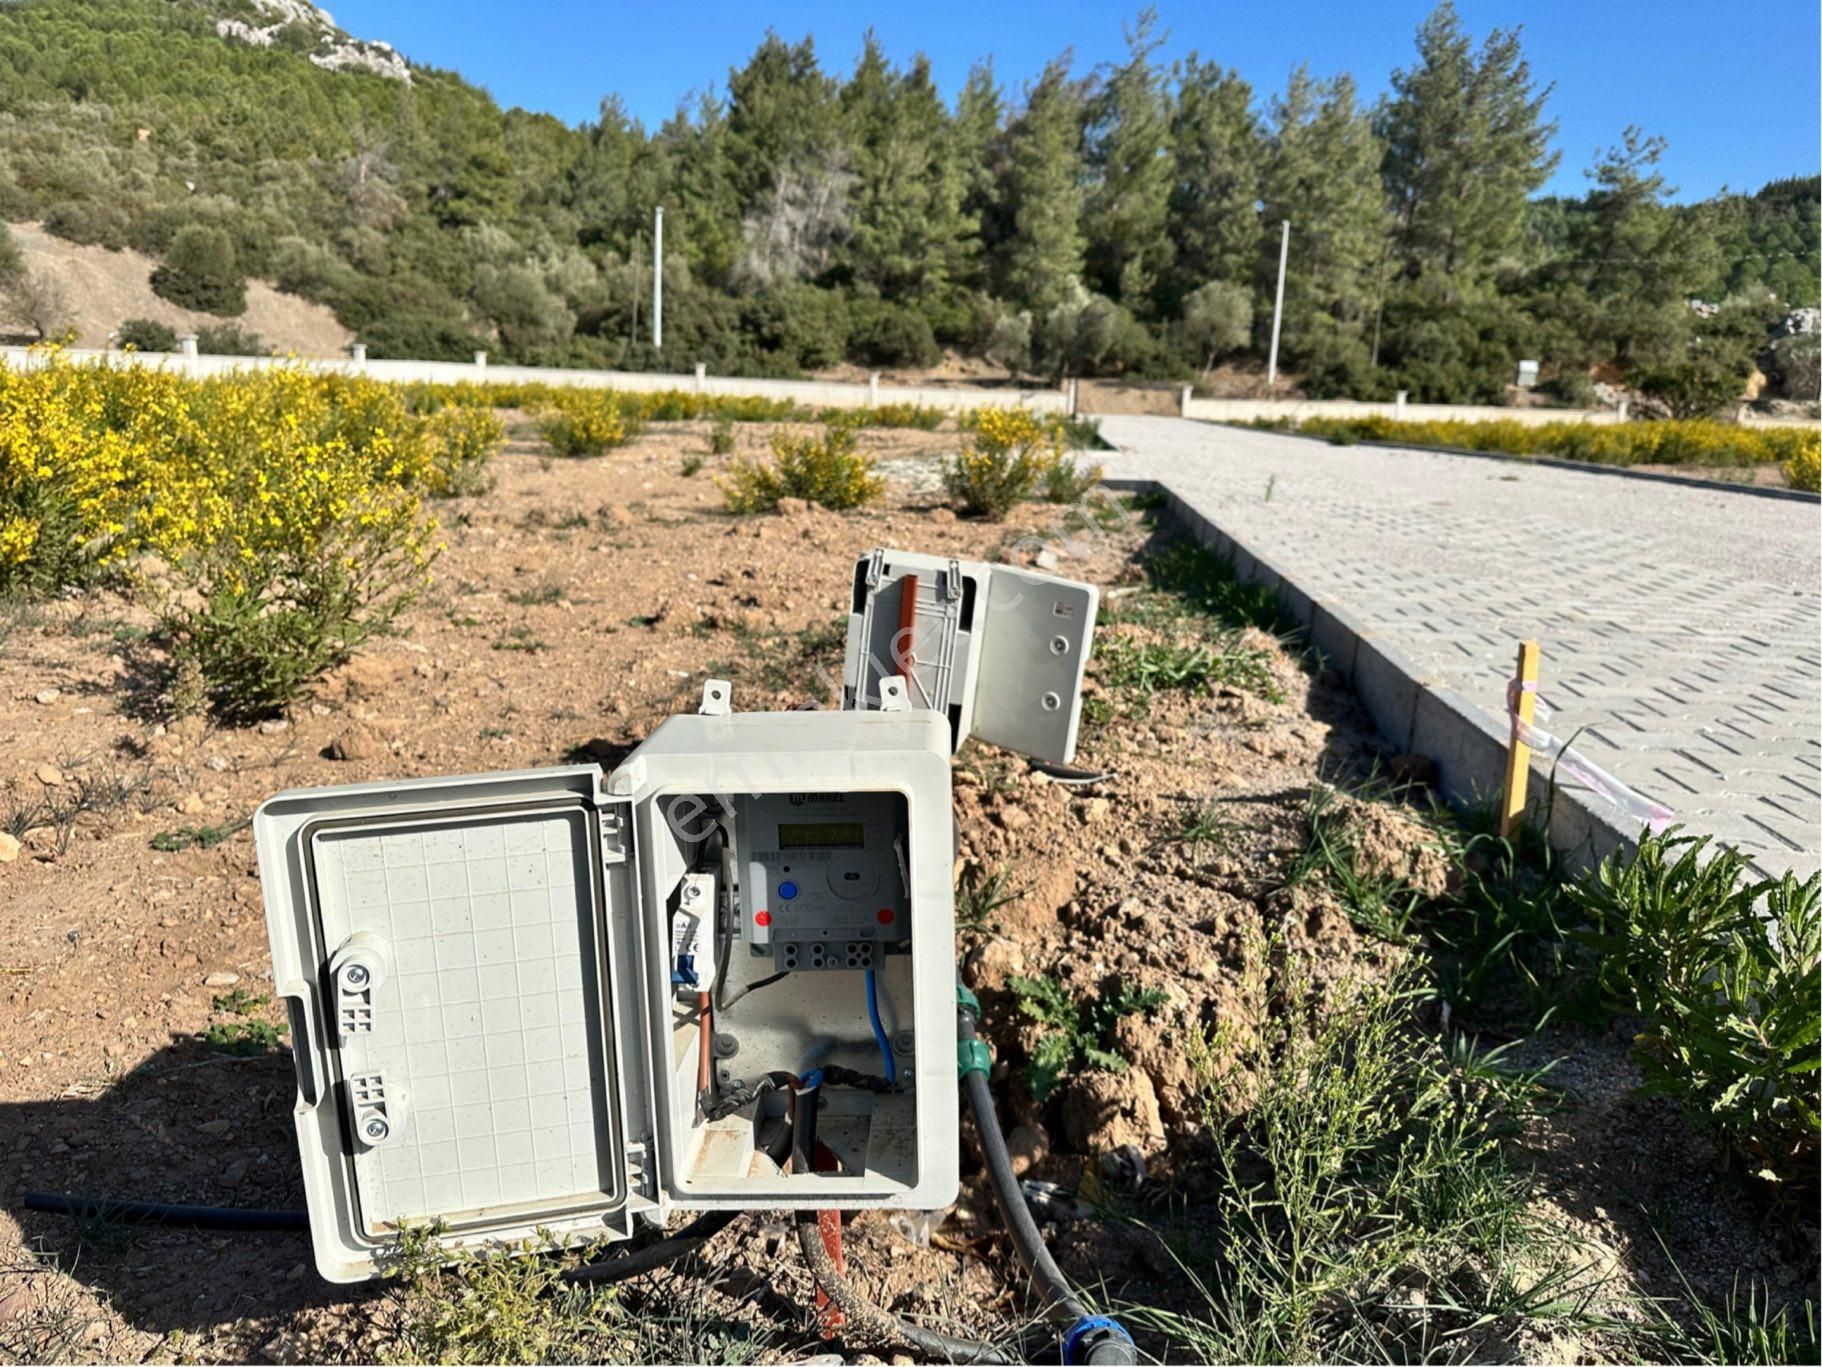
{"left": 842, "top": 548, "right": 1099, "bottom": 764}
{"left": 257, "top": 708, "right": 957, "bottom": 1282}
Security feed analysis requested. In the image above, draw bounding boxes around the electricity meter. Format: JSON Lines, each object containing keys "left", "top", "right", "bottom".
{"left": 842, "top": 548, "right": 1099, "bottom": 764}
{"left": 255, "top": 696, "right": 956, "bottom": 1282}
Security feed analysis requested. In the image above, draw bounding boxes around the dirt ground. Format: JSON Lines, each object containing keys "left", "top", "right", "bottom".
{"left": 0, "top": 419, "right": 1808, "bottom": 1363}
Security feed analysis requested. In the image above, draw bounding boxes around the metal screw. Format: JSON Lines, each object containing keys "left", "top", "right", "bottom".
{"left": 1041, "top": 691, "right": 1062, "bottom": 712}
{"left": 363, "top": 1116, "right": 389, "bottom": 1141}
{"left": 343, "top": 963, "right": 370, "bottom": 988}
{"left": 1050, "top": 635, "right": 1070, "bottom": 655}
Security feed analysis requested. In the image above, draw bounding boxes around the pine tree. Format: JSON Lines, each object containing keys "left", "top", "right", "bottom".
{"left": 1165, "top": 54, "right": 1262, "bottom": 311}
{"left": 1082, "top": 8, "right": 1174, "bottom": 314}
{"left": 839, "top": 35, "right": 973, "bottom": 300}
{"left": 1537, "top": 128, "right": 1718, "bottom": 367}
{"left": 1379, "top": 1, "right": 1558, "bottom": 286}
{"left": 996, "top": 58, "right": 1086, "bottom": 312}
{"left": 1257, "top": 67, "right": 1388, "bottom": 391}
{"left": 952, "top": 61, "right": 1006, "bottom": 293}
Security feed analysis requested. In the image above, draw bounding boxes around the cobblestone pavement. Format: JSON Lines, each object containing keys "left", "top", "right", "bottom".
{"left": 1096, "top": 416, "right": 1821, "bottom": 881}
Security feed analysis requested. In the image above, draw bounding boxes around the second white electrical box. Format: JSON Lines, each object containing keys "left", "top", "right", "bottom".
{"left": 842, "top": 547, "right": 1099, "bottom": 764}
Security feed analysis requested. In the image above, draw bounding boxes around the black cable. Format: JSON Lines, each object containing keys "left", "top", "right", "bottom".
{"left": 959, "top": 1007, "right": 1139, "bottom": 1365}
{"left": 794, "top": 1209, "right": 1011, "bottom": 1364}
{"left": 717, "top": 967, "right": 789, "bottom": 1012}
{"left": 22, "top": 1192, "right": 307, "bottom": 1231}
{"left": 958, "top": 1007, "right": 1088, "bottom": 1322}
{"left": 566, "top": 1071, "right": 798, "bottom": 1288}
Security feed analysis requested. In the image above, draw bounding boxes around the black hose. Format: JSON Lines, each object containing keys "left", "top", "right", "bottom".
{"left": 22, "top": 1192, "right": 307, "bottom": 1231}
{"left": 958, "top": 1007, "right": 1088, "bottom": 1322}
{"left": 794, "top": 1209, "right": 1011, "bottom": 1364}
{"left": 567, "top": 1071, "right": 799, "bottom": 1287}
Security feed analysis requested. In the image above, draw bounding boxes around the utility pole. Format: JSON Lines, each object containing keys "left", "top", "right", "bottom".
{"left": 652, "top": 205, "right": 664, "bottom": 352}
{"left": 1370, "top": 236, "right": 1391, "bottom": 370}
{"left": 1266, "top": 219, "right": 1289, "bottom": 388}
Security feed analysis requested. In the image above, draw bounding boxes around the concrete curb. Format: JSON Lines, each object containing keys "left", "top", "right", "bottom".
{"left": 1104, "top": 476, "right": 1636, "bottom": 872}
{"left": 1212, "top": 423, "right": 1821, "bottom": 504}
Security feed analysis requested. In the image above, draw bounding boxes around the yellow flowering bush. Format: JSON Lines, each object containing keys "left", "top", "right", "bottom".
{"left": 1782, "top": 439, "right": 1820, "bottom": 493}
{"left": 946, "top": 406, "right": 1079, "bottom": 520}
{"left": 719, "top": 423, "right": 883, "bottom": 513}
{"left": 535, "top": 389, "right": 643, "bottom": 457}
{"left": 0, "top": 353, "right": 501, "bottom": 720}
{"left": 1278, "top": 414, "right": 1818, "bottom": 477}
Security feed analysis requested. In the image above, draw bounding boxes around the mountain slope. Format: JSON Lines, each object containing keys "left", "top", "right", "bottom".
{"left": 4, "top": 219, "right": 351, "bottom": 351}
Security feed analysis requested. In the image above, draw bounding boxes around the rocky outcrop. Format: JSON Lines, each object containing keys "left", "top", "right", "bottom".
{"left": 215, "top": 1, "right": 411, "bottom": 84}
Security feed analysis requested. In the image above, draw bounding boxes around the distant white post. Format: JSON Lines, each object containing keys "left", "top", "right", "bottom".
{"left": 652, "top": 206, "right": 663, "bottom": 351}
{"left": 1267, "top": 219, "right": 1289, "bottom": 388}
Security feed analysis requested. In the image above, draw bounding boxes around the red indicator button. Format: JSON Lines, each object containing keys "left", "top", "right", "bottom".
{"left": 877, "top": 908, "right": 895, "bottom": 925}
{"left": 755, "top": 910, "right": 772, "bottom": 927}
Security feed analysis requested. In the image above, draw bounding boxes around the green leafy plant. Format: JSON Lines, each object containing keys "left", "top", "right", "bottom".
{"left": 1009, "top": 974, "right": 1167, "bottom": 1102}
{"left": 718, "top": 424, "right": 883, "bottom": 513}
{"left": 1568, "top": 829, "right": 1820, "bottom": 1188}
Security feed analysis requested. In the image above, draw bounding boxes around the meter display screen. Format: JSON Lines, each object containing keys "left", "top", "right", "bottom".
{"left": 776, "top": 820, "right": 866, "bottom": 849}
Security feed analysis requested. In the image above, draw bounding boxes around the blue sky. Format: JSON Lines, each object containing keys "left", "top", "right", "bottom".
{"left": 329, "top": 0, "right": 1819, "bottom": 201}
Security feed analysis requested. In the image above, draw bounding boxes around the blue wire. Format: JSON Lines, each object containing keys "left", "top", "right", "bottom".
{"left": 864, "top": 968, "right": 897, "bottom": 1085}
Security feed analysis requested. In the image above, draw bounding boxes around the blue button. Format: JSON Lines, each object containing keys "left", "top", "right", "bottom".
{"left": 777, "top": 881, "right": 799, "bottom": 901}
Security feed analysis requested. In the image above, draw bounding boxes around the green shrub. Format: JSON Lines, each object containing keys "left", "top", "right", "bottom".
{"left": 1633, "top": 359, "right": 1749, "bottom": 419}
{"left": 1041, "top": 450, "right": 1103, "bottom": 503}
{"left": 150, "top": 223, "right": 245, "bottom": 316}
{"left": 848, "top": 299, "right": 940, "bottom": 367}
{"left": 117, "top": 317, "right": 177, "bottom": 352}
{"left": 1539, "top": 370, "right": 1596, "bottom": 407}
{"left": 1569, "top": 830, "right": 1820, "bottom": 1188}
{"left": 195, "top": 322, "right": 266, "bottom": 356}
{"left": 360, "top": 312, "right": 490, "bottom": 363}
{"left": 741, "top": 283, "right": 850, "bottom": 370}
{"left": 718, "top": 424, "right": 883, "bottom": 513}
{"left": 708, "top": 417, "right": 735, "bottom": 455}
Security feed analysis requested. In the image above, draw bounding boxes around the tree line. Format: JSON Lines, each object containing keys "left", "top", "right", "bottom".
{"left": 0, "top": 0, "right": 1814, "bottom": 404}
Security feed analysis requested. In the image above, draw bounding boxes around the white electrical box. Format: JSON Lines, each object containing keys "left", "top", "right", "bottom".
{"left": 256, "top": 705, "right": 957, "bottom": 1282}
{"left": 842, "top": 548, "right": 1099, "bottom": 764}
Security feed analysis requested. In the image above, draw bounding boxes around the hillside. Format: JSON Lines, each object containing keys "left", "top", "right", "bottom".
{"left": 0, "top": 0, "right": 1814, "bottom": 400}
{"left": 3, "top": 220, "right": 351, "bottom": 352}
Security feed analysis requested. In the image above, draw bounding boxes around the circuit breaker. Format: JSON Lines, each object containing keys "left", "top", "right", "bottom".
{"left": 255, "top": 697, "right": 957, "bottom": 1282}
{"left": 842, "top": 547, "right": 1099, "bottom": 764}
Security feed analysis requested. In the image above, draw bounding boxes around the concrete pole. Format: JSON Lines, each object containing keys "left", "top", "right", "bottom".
{"left": 652, "top": 206, "right": 663, "bottom": 351}
{"left": 1267, "top": 219, "right": 1289, "bottom": 388}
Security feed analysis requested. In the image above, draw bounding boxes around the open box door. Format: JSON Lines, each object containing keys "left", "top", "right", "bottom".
{"left": 254, "top": 765, "right": 650, "bottom": 1282}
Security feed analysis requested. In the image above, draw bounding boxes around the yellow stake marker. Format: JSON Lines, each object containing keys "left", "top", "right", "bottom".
{"left": 1501, "top": 640, "right": 1541, "bottom": 838}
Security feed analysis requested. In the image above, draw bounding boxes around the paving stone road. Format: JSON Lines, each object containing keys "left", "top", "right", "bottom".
{"left": 1096, "top": 416, "right": 1821, "bottom": 881}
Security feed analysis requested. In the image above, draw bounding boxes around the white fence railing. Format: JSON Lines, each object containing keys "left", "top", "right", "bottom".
{"left": 0, "top": 346, "right": 1070, "bottom": 415}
